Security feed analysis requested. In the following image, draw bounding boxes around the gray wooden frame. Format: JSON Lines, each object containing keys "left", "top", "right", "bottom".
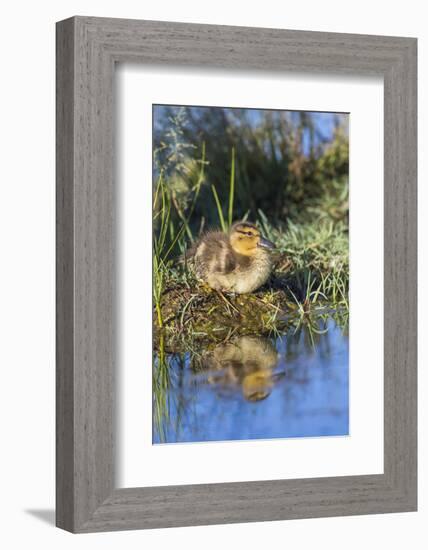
{"left": 56, "top": 16, "right": 417, "bottom": 533}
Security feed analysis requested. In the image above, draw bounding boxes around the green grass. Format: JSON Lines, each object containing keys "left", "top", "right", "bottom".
{"left": 269, "top": 218, "right": 349, "bottom": 309}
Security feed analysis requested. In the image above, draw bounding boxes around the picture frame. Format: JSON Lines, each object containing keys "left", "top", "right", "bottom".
{"left": 56, "top": 16, "right": 417, "bottom": 533}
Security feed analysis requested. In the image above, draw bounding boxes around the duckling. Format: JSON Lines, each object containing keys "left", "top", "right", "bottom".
{"left": 189, "top": 221, "right": 276, "bottom": 294}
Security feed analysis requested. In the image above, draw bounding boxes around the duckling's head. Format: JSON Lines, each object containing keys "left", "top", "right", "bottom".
{"left": 205, "top": 336, "right": 279, "bottom": 402}
{"left": 242, "top": 371, "right": 274, "bottom": 402}
{"left": 229, "top": 222, "right": 275, "bottom": 257}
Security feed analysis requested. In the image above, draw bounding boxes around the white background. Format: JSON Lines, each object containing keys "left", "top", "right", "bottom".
{"left": 118, "top": 67, "right": 384, "bottom": 487}
{"left": 0, "top": 1, "right": 425, "bottom": 549}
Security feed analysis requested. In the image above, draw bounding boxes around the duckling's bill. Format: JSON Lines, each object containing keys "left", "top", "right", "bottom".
{"left": 257, "top": 236, "right": 276, "bottom": 250}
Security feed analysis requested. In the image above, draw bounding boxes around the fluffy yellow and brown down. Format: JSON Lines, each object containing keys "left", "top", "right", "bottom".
{"left": 188, "top": 222, "right": 276, "bottom": 294}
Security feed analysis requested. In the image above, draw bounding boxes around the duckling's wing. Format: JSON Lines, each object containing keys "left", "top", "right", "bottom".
{"left": 194, "top": 232, "right": 238, "bottom": 275}
{"left": 222, "top": 249, "right": 237, "bottom": 274}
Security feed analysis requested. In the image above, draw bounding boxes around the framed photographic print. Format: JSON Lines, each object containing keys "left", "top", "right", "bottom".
{"left": 56, "top": 16, "right": 417, "bottom": 532}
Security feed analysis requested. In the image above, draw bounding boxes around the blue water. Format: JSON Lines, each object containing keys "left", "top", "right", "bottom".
{"left": 153, "top": 318, "right": 349, "bottom": 444}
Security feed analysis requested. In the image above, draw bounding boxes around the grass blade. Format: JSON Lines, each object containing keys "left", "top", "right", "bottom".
{"left": 211, "top": 183, "right": 226, "bottom": 232}
{"left": 228, "top": 147, "right": 235, "bottom": 227}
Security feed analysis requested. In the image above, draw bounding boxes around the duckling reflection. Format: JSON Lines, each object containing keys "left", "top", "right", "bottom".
{"left": 201, "top": 336, "right": 280, "bottom": 402}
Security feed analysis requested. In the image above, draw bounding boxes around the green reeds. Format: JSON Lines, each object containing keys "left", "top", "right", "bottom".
{"left": 228, "top": 147, "right": 235, "bottom": 227}
{"left": 153, "top": 144, "right": 207, "bottom": 328}
{"left": 152, "top": 333, "right": 170, "bottom": 442}
{"left": 153, "top": 172, "right": 171, "bottom": 329}
{"left": 211, "top": 147, "right": 236, "bottom": 231}
{"left": 210, "top": 183, "right": 226, "bottom": 232}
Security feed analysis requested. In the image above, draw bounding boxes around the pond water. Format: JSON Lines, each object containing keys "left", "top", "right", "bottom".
{"left": 153, "top": 317, "right": 349, "bottom": 444}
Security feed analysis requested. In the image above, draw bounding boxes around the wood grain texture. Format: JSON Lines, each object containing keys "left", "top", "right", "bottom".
{"left": 56, "top": 16, "right": 417, "bottom": 533}
{"left": 56, "top": 18, "right": 75, "bottom": 532}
